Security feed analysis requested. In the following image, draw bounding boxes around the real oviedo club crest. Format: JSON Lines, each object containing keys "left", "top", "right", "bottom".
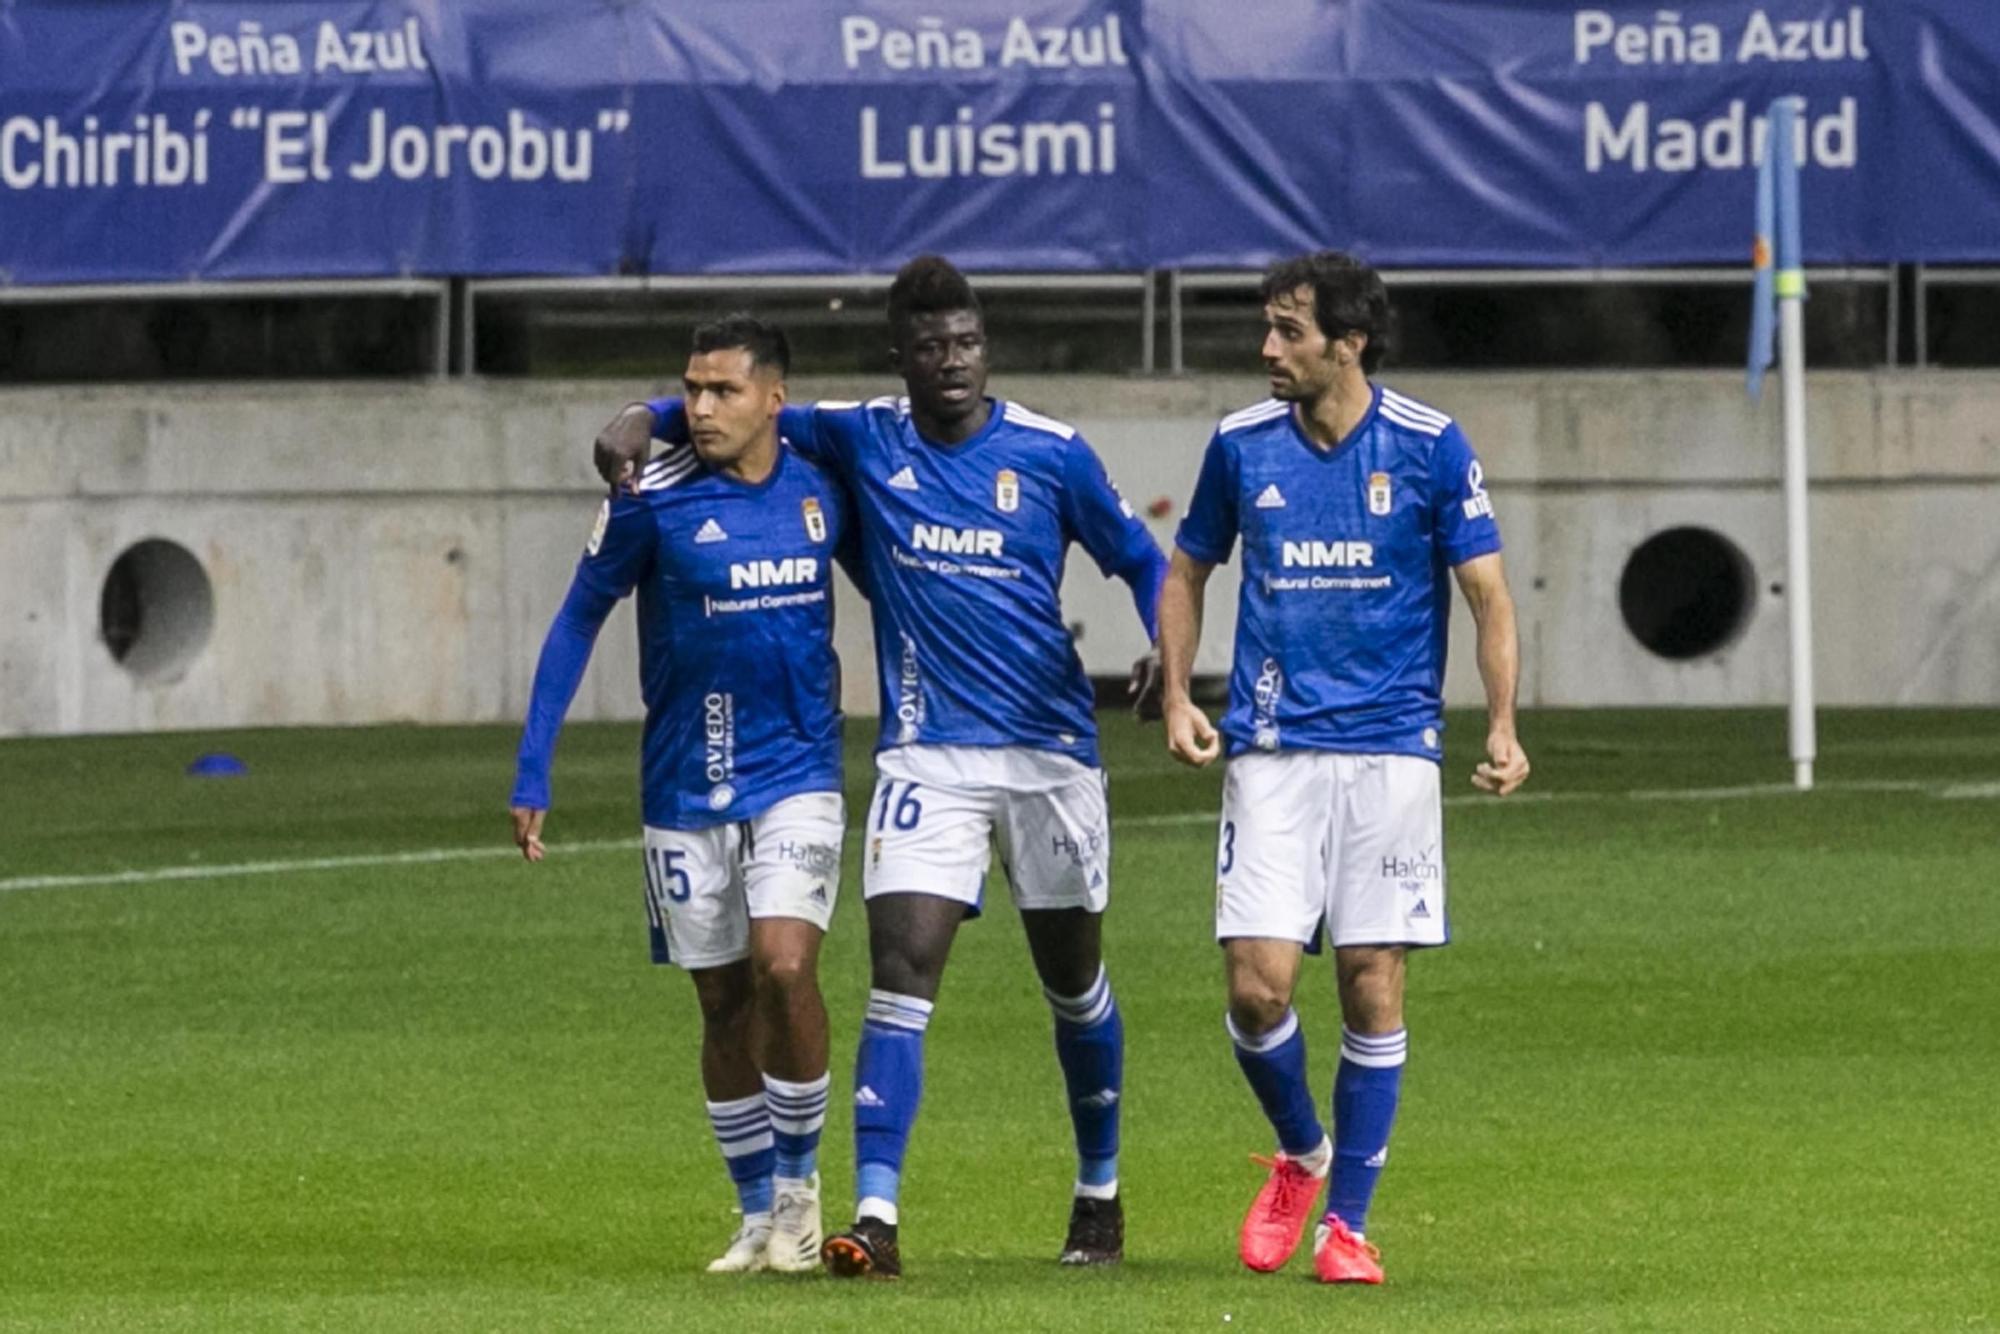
{"left": 995, "top": 468, "right": 1020, "bottom": 513}
{"left": 1367, "top": 471, "right": 1393, "bottom": 517}
{"left": 802, "top": 495, "right": 827, "bottom": 543}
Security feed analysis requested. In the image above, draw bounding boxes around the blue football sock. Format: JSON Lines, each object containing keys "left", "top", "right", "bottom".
{"left": 763, "top": 1071, "right": 829, "bottom": 1182}
{"left": 1229, "top": 1007, "right": 1326, "bottom": 1158}
{"left": 705, "top": 1091, "right": 775, "bottom": 1218}
{"left": 852, "top": 989, "right": 932, "bottom": 1224}
{"left": 1326, "top": 1027, "right": 1407, "bottom": 1236}
{"left": 1045, "top": 965, "right": 1123, "bottom": 1196}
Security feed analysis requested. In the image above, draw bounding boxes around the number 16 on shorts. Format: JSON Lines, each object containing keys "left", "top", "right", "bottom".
{"left": 867, "top": 781, "right": 924, "bottom": 867}
{"left": 874, "top": 781, "right": 925, "bottom": 835}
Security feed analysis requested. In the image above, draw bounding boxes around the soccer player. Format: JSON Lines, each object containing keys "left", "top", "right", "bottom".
{"left": 511, "top": 315, "right": 852, "bottom": 1275}
{"left": 596, "top": 256, "right": 1168, "bottom": 1278}
{"left": 1156, "top": 251, "right": 1529, "bottom": 1285}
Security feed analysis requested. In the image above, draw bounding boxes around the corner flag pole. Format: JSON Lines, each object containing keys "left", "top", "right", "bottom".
{"left": 1750, "top": 97, "right": 1815, "bottom": 790}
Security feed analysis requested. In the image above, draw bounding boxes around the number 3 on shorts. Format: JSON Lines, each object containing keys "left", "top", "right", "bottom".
{"left": 875, "top": 781, "right": 924, "bottom": 833}
{"left": 1219, "top": 820, "right": 1236, "bottom": 874}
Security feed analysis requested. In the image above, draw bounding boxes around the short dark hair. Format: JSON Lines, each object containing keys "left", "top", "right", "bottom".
{"left": 1260, "top": 251, "right": 1391, "bottom": 374}
{"left": 887, "top": 254, "right": 981, "bottom": 339}
{"left": 690, "top": 312, "right": 790, "bottom": 377}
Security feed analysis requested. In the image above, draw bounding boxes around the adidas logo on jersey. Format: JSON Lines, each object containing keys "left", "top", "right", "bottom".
{"left": 855, "top": 1085, "right": 886, "bottom": 1108}
{"left": 1254, "top": 484, "right": 1287, "bottom": 509}
{"left": 886, "top": 466, "right": 920, "bottom": 491}
{"left": 693, "top": 518, "right": 729, "bottom": 544}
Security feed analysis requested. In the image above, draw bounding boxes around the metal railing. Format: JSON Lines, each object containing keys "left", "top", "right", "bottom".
{"left": 1171, "top": 266, "right": 1901, "bottom": 375}
{"left": 9, "top": 263, "right": 1996, "bottom": 376}
{"left": 1913, "top": 264, "right": 2000, "bottom": 369}
{"left": 0, "top": 277, "right": 453, "bottom": 378}
{"left": 460, "top": 271, "right": 1158, "bottom": 376}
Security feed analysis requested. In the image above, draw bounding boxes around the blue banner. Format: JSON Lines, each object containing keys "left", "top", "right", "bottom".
{"left": 2, "top": 1, "right": 1996, "bottom": 284}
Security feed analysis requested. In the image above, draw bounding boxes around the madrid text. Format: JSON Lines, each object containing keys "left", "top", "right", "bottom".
{"left": 1572, "top": 7, "right": 1871, "bottom": 173}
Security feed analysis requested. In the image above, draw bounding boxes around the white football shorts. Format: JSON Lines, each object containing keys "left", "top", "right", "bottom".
{"left": 642, "top": 791, "right": 844, "bottom": 970}
{"left": 1213, "top": 751, "right": 1447, "bottom": 950}
{"left": 862, "top": 745, "right": 1110, "bottom": 915}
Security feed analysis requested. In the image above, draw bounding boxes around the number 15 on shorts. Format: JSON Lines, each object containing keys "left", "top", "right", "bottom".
{"left": 645, "top": 846, "right": 692, "bottom": 915}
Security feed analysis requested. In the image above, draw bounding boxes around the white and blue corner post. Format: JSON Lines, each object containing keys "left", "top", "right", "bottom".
{"left": 1749, "top": 96, "right": 1816, "bottom": 791}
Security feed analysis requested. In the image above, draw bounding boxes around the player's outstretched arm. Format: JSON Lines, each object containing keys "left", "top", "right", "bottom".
{"left": 1452, "top": 552, "right": 1530, "bottom": 796}
{"left": 1159, "top": 426, "right": 1239, "bottom": 759}
{"left": 1054, "top": 433, "right": 1168, "bottom": 715}
{"left": 1120, "top": 549, "right": 1168, "bottom": 722}
{"left": 513, "top": 490, "right": 654, "bottom": 858}
{"left": 510, "top": 573, "right": 622, "bottom": 859}
{"left": 1159, "top": 548, "right": 1221, "bottom": 767}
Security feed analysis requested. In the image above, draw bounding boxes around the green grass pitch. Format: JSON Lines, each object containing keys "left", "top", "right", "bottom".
{"left": 3, "top": 709, "right": 1997, "bottom": 1332}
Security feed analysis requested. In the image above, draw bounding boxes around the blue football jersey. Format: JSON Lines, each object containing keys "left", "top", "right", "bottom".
{"left": 513, "top": 442, "right": 850, "bottom": 829}
{"left": 649, "top": 395, "right": 1163, "bottom": 766}
{"left": 1174, "top": 385, "right": 1503, "bottom": 761}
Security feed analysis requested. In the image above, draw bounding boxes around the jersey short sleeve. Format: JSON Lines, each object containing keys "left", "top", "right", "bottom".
{"left": 1430, "top": 424, "right": 1503, "bottom": 567}
{"left": 1174, "top": 429, "right": 1240, "bottom": 565}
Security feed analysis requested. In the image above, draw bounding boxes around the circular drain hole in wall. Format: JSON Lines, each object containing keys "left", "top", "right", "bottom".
{"left": 99, "top": 539, "right": 214, "bottom": 682}
{"left": 1618, "top": 526, "right": 1754, "bottom": 660}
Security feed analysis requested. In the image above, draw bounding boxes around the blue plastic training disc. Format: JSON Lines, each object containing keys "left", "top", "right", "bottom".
{"left": 185, "top": 752, "right": 249, "bottom": 778}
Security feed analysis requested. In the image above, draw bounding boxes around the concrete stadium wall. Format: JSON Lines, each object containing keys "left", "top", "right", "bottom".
{"left": 2, "top": 371, "right": 1996, "bottom": 738}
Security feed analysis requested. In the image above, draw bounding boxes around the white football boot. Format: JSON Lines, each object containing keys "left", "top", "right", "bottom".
{"left": 705, "top": 1215, "right": 773, "bottom": 1274}
{"left": 766, "top": 1174, "right": 823, "bottom": 1273}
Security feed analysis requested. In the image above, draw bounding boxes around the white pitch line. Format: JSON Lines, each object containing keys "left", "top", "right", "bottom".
{"left": 1620, "top": 778, "right": 1929, "bottom": 802}
{"left": 1, "top": 777, "right": 1991, "bottom": 897}
{"left": 1938, "top": 781, "right": 2000, "bottom": 800}
{"left": 0, "top": 837, "right": 642, "bottom": 895}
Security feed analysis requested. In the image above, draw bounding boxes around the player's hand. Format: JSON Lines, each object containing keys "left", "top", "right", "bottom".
{"left": 593, "top": 404, "right": 654, "bottom": 493}
{"left": 1164, "top": 697, "right": 1221, "bottom": 768}
{"left": 1471, "top": 729, "right": 1530, "bottom": 796}
{"left": 510, "top": 806, "right": 548, "bottom": 862}
{"left": 1128, "top": 647, "right": 1163, "bottom": 722}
